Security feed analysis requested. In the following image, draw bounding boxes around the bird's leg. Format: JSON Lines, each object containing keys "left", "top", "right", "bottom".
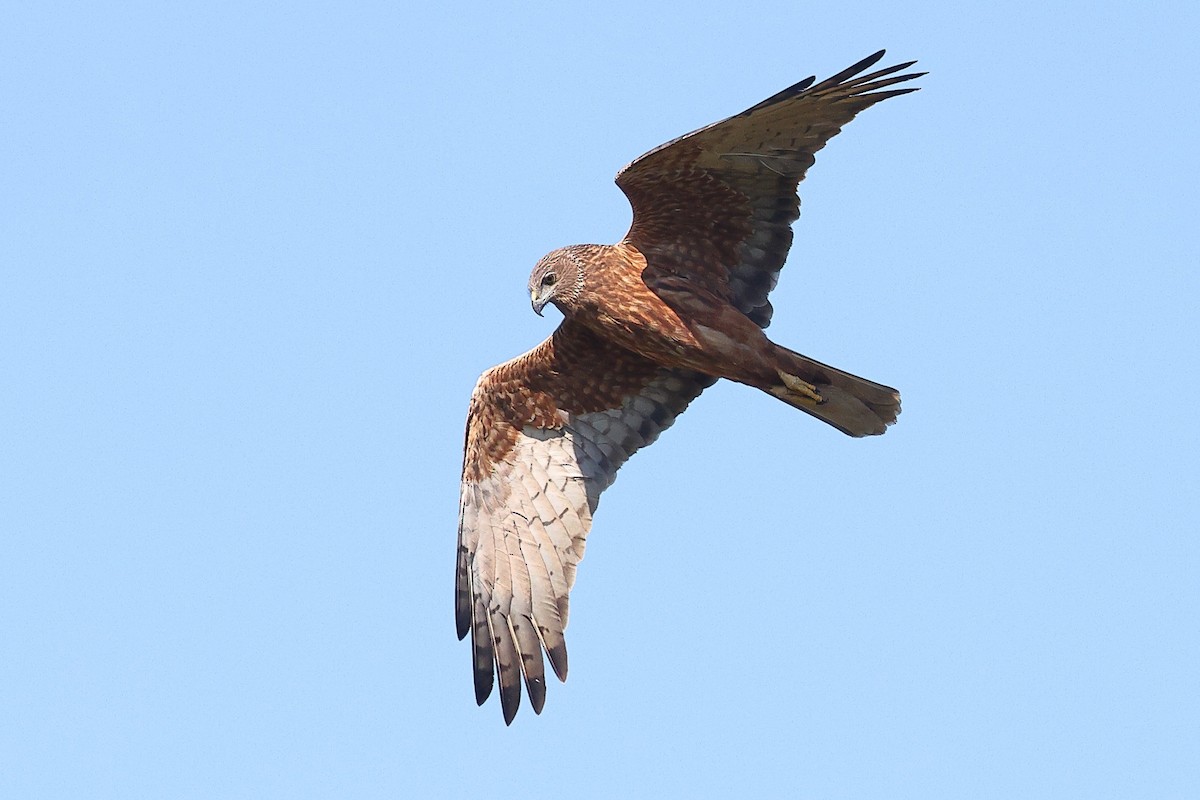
{"left": 775, "top": 369, "right": 824, "bottom": 404}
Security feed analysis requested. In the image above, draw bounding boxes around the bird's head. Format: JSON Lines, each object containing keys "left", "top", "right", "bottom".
{"left": 528, "top": 247, "right": 586, "bottom": 317}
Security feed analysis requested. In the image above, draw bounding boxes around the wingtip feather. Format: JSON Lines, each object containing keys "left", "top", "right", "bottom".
{"left": 815, "top": 49, "right": 889, "bottom": 89}
{"left": 472, "top": 600, "right": 495, "bottom": 706}
{"left": 495, "top": 616, "right": 524, "bottom": 724}
{"left": 547, "top": 641, "right": 569, "bottom": 682}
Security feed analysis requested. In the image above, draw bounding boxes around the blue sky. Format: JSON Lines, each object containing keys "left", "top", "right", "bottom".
{"left": 3, "top": 1, "right": 1198, "bottom": 797}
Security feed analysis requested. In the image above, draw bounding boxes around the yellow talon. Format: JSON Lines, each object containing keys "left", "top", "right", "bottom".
{"left": 777, "top": 370, "right": 823, "bottom": 403}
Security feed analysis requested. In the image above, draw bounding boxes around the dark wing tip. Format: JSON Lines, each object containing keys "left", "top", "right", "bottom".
{"left": 472, "top": 646, "right": 494, "bottom": 706}
{"left": 863, "top": 86, "right": 922, "bottom": 103}
{"left": 738, "top": 51, "right": 919, "bottom": 118}
{"left": 547, "top": 641, "right": 569, "bottom": 682}
{"left": 528, "top": 675, "right": 547, "bottom": 715}
{"left": 862, "top": 48, "right": 888, "bottom": 67}
{"left": 813, "top": 51, "right": 924, "bottom": 95}
{"left": 740, "top": 74, "right": 816, "bottom": 115}
{"left": 474, "top": 674, "right": 492, "bottom": 706}
{"left": 815, "top": 49, "right": 889, "bottom": 89}
{"left": 471, "top": 599, "right": 495, "bottom": 705}
{"left": 500, "top": 681, "right": 521, "bottom": 725}
{"left": 473, "top": 662, "right": 493, "bottom": 707}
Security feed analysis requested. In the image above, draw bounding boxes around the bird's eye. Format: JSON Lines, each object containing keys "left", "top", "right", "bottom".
{"left": 542, "top": 272, "right": 558, "bottom": 287}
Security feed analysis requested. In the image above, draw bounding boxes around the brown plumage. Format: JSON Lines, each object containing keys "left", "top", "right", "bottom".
{"left": 457, "top": 50, "right": 922, "bottom": 723}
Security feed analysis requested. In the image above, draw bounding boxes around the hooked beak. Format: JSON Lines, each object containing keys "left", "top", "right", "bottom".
{"left": 531, "top": 289, "right": 546, "bottom": 317}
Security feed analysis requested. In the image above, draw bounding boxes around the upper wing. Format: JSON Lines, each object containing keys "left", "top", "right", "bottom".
{"left": 616, "top": 50, "right": 922, "bottom": 327}
{"left": 457, "top": 320, "right": 714, "bottom": 724}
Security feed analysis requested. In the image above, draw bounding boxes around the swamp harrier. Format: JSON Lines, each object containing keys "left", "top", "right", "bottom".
{"left": 457, "top": 50, "right": 922, "bottom": 723}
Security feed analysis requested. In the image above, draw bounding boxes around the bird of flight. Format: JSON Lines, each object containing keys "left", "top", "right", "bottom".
{"left": 457, "top": 51, "right": 922, "bottom": 724}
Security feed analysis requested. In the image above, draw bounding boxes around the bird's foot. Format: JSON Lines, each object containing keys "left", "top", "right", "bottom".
{"left": 776, "top": 370, "right": 824, "bottom": 404}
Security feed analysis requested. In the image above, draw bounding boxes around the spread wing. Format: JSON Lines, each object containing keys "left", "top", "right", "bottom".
{"left": 457, "top": 320, "right": 714, "bottom": 724}
{"left": 616, "top": 50, "right": 923, "bottom": 327}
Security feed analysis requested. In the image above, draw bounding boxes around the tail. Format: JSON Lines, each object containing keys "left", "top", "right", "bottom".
{"left": 766, "top": 346, "right": 901, "bottom": 437}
